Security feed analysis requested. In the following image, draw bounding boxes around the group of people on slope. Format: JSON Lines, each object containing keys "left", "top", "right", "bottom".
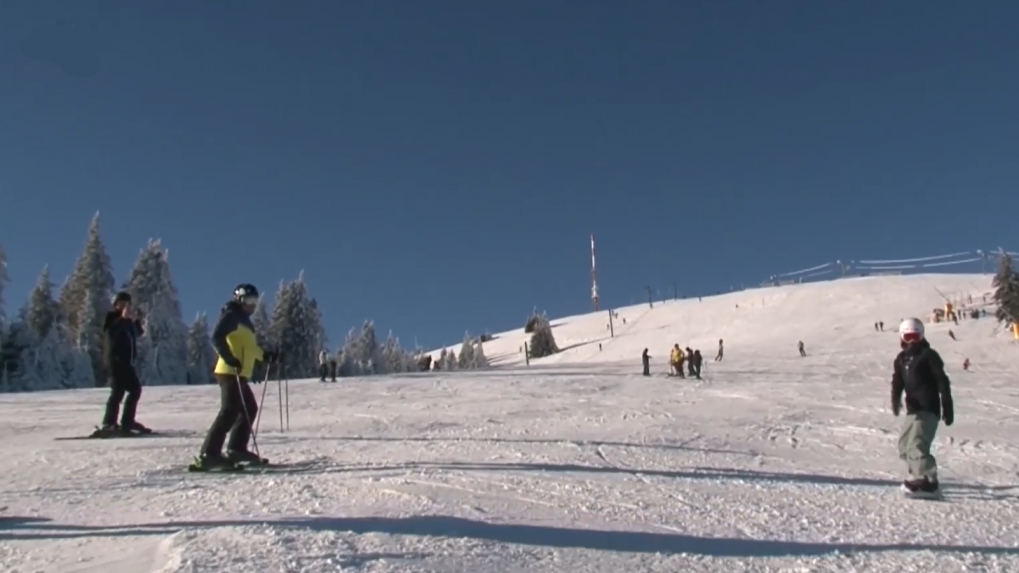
{"left": 102, "top": 284, "right": 285, "bottom": 470}
{"left": 640, "top": 339, "right": 724, "bottom": 377}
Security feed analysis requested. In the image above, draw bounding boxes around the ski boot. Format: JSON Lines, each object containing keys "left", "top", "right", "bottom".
{"left": 89, "top": 424, "right": 123, "bottom": 438}
{"left": 903, "top": 477, "right": 942, "bottom": 499}
{"left": 188, "top": 453, "right": 243, "bottom": 472}
{"left": 227, "top": 449, "right": 269, "bottom": 466}
{"left": 123, "top": 421, "right": 153, "bottom": 435}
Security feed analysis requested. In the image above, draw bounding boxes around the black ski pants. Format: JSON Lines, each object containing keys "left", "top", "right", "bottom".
{"left": 103, "top": 365, "right": 142, "bottom": 427}
{"left": 319, "top": 363, "right": 328, "bottom": 381}
{"left": 202, "top": 374, "right": 258, "bottom": 456}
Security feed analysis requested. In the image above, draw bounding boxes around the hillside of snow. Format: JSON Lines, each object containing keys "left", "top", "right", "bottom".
{"left": 3, "top": 273, "right": 1019, "bottom": 573}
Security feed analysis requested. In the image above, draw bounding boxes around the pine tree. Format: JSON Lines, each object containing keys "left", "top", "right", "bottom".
{"left": 528, "top": 312, "right": 559, "bottom": 358}
{"left": 992, "top": 253, "right": 1019, "bottom": 325}
{"left": 59, "top": 213, "right": 116, "bottom": 383}
{"left": 250, "top": 295, "right": 273, "bottom": 382}
{"left": 124, "top": 241, "right": 188, "bottom": 386}
{"left": 4, "top": 303, "right": 92, "bottom": 391}
{"left": 359, "top": 320, "right": 380, "bottom": 374}
{"left": 26, "top": 266, "right": 63, "bottom": 339}
{"left": 442, "top": 348, "right": 458, "bottom": 370}
{"left": 473, "top": 337, "right": 489, "bottom": 369}
{"left": 0, "top": 241, "right": 9, "bottom": 336}
{"left": 380, "top": 332, "right": 409, "bottom": 374}
{"left": 337, "top": 327, "right": 361, "bottom": 377}
{"left": 457, "top": 332, "right": 476, "bottom": 369}
{"left": 0, "top": 242, "right": 11, "bottom": 380}
{"left": 269, "top": 277, "right": 319, "bottom": 378}
{"left": 186, "top": 313, "right": 215, "bottom": 384}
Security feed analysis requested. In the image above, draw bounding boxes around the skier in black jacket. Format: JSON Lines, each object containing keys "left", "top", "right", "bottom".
{"left": 891, "top": 317, "right": 954, "bottom": 496}
{"left": 101, "top": 291, "right": 149, "bottom": 434}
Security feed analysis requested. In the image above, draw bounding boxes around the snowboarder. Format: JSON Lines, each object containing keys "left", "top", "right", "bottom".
{"left": 714, "top": 339, "right": 724, "bottom": 362}
{"left": 100, "top": 292, "right": 149, "bottom": 434}
{"left": 891, "top": 318, "right": 954, "bottom": 497}
{"left": 798, "top": 341, "right": 806, "bottom": 357}
{"left": 318, "top": 349, "right": 329, "bottom": 381}
{"left": 641, "top": 348, "right": 651, "bottom": 376}
{"left": 195, "top": 284, "right": 281, "bottom": 470}
{"left": 691, "top": 350, "right": 703, "bottom": 379}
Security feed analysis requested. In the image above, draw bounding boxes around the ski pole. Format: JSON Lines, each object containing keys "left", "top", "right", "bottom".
{"left": 277, "top": 364, "right": 284, "bottom": 432}
{"left": 284, "top": 365, "right": 290, "bottom": 431}
{"left": 253, "top": 364, "right": 273, "bottom": 439}
{"left": 235, "top": 372, "right": 260, "bottom": 458}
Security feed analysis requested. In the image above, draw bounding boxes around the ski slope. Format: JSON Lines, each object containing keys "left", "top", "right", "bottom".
{"left": 3, "top": 273, "right": 1019, "bottom": 573}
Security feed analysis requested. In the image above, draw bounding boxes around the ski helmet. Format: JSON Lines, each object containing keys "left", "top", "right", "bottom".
{"left": 112, "top": 291, "right": 132, "bottom": 305}
{"left": 898, "top": 317, "right": 925, "bottom": 343}
{"left": 233, "top": 283, "right": 259, "bottom": 303}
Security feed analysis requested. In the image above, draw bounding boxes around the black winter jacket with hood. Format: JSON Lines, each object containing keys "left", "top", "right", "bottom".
{"left": 892, "top": 339, "right": 953, "bottom": 417}
{"left": 103, "top": 311, "right": 144, "bottom": 371}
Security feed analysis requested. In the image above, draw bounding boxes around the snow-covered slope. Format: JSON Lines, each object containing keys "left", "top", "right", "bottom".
{"left": 3, "top": 273, "right": 1019, "bottom": 573}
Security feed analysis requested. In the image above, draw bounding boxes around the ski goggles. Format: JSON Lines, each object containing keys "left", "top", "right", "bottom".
{"left": 901, "top": 332, "right": 923, "bottom": 343}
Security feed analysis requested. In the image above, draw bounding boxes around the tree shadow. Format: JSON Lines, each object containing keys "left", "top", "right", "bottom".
{"left": 2, "top": 514, "right": 1016, "bottom": 557}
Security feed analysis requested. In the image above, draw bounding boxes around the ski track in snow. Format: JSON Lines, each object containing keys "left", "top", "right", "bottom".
{"left": 2, "top": 274, "right": 1019, "bottom": 572}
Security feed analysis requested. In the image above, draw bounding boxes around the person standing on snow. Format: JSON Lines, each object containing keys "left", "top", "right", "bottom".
{"left": 641, "top": 348, "right": 651, "bottom": 376}
{"left": 318, "top": 349, "right": 329, "bottom": 381}
{"left": 798, "top": 341, "right": 806, "bottom": 357}
{"left": 669, "top": 344, "right": 684, "bottom": 377}
{"left": 691, "top": 350, "right": 703, "bottom": 379}
{"left": 196, "top": 284, "right": 281, "bottom": 469}
{"left": 891, "top": 318, "right": 954, "bottom": 496}
{"left": 714, "top": 339, "right": 724, "bottom": 361}
{"left": 101, "top": 291, "right": 149, "bottom": 435}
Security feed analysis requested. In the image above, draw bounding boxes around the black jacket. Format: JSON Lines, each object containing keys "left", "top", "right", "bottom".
{"left": 892, "top": 340, "right": 953, "bottom": 416}
{"left": 103, "top": 311, "right": 143, "bottom": 371}
{"left": 212, "top": 301, "right": 257, "bottom": 368}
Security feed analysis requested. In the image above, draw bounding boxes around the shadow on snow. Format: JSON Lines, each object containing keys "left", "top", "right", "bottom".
{"left": 1, "top": 514, "right": 1016, "bottom": 557}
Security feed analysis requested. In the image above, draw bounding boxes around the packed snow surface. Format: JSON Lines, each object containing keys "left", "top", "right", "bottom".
{"left": 3, "top": 273, "right": 1019, "bottom": 572}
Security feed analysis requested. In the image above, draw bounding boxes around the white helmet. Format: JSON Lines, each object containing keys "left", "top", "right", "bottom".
{"left": 898, "top": 318, "right": 925, "bottom": 342}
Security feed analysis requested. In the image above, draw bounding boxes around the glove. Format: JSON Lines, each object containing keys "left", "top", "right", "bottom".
{"left": 264, "top": 350, "right": 282, "bottom": 364}
{"left": 891, "top": 400, "right": 901, "bottom": 417}
{"left": 942, "top": 400, "right": 954, "bottom": 426}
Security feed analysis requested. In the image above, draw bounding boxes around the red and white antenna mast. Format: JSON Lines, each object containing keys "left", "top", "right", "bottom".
{"left": 590, "top": 233, "right": 599, "bottom": 311}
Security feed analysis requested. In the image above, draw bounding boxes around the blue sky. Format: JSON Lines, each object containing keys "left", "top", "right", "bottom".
{"left": 1, "top": 1, "right": 1017, "bottom": 349}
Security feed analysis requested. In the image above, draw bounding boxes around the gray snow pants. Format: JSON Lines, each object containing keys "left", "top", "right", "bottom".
{"left": 897, "top": 411, "right": 940, "bottom": 479}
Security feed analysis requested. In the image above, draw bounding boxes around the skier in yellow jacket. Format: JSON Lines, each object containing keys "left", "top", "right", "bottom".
{"left": 670, "top": 344, "right": 685, "bottom": 378}
{"left": 195, "top": 284, "right": 280, "bottom": 470}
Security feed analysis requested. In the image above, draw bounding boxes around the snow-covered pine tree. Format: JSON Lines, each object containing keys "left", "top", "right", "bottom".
{"left": 472, "top": 337, "right": 489, "bottom": 369}
{"left": 269, "top": 277, "right": 318, "bottom": 378}
{"left": 992, "top": 253, "right": 1019, "bottom": 326}
{"left": 359, "top": 320, "right": 381, "bottom": 374}
{"left": 26, "top": 266, "right": 63, "bottom": 339}
{"left": 186, "top": 313, "right": 215, "bottom": 384}
{"left": 0, "top": 241, "right": 9, "bottom": 335}
{"left": 527, "top": 311, "right": 559, "bottom": 358}
{"left": 337, "top": 326, "right": 361, "bottom": 377}
{"left": 250, "top": 295, "right": 273, "bottom": 383}
{"left": 442, "top": 347, "right": 458, "bottom": 370}
{"left": 380, "top": 332, "right": 407, "bottom": 374}
{"left": 307, "top": 298, "right": 328, "bottom": 360}
{"left": 3, "top": 302, "right": 91, "bottom": 391}
{"left": 124, "top": 242, "right": 189, "bottom": 386}
{"left": 457, "top": 332, "right": 476, "bottom": 369}
{"left": 59, "top": 213, "right": 116, "bottom": 382}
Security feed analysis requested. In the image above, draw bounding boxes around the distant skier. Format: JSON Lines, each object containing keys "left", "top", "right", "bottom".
{"left": 318, "top": 349, "right": 329, "bottom": 381}
{"left": 798, "top": 341, "right": 806, "bottom": 357}
{"left": 880, "top": 321, "right": 885, "bottom": 332}
{"left": 891, "top": 318, "right": 954, "bottom": 497}
{"left": 874, "top": 322, "right": 879, "bottom": 332}
{"left": 329, "top": 356, "right": 338, "bottom": 381}
{"left": 691, "top": 350, "right": 703, "bottom": 379}
{"left": 685, "top": 347, "right": 695, "bottom": 377}
{"left": 100, "top": 292, "right": 149, "bottom": 435}
{"left": 962, "top": 358, "right": 970, "bottom": 371}
{"left": 195, "top": 284, "right": 281, "bottom": 470}
{"left": 948, "top": 330, "right": 956, "bottom": 341}
{"left": 714, "top": 339, "right": 724, "bottom": 362}
{"left": 641, "top": 348, "right": 651, "bottom": 376}
{"left": 669, "top": 344, "right": 685, "bottom": 378}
